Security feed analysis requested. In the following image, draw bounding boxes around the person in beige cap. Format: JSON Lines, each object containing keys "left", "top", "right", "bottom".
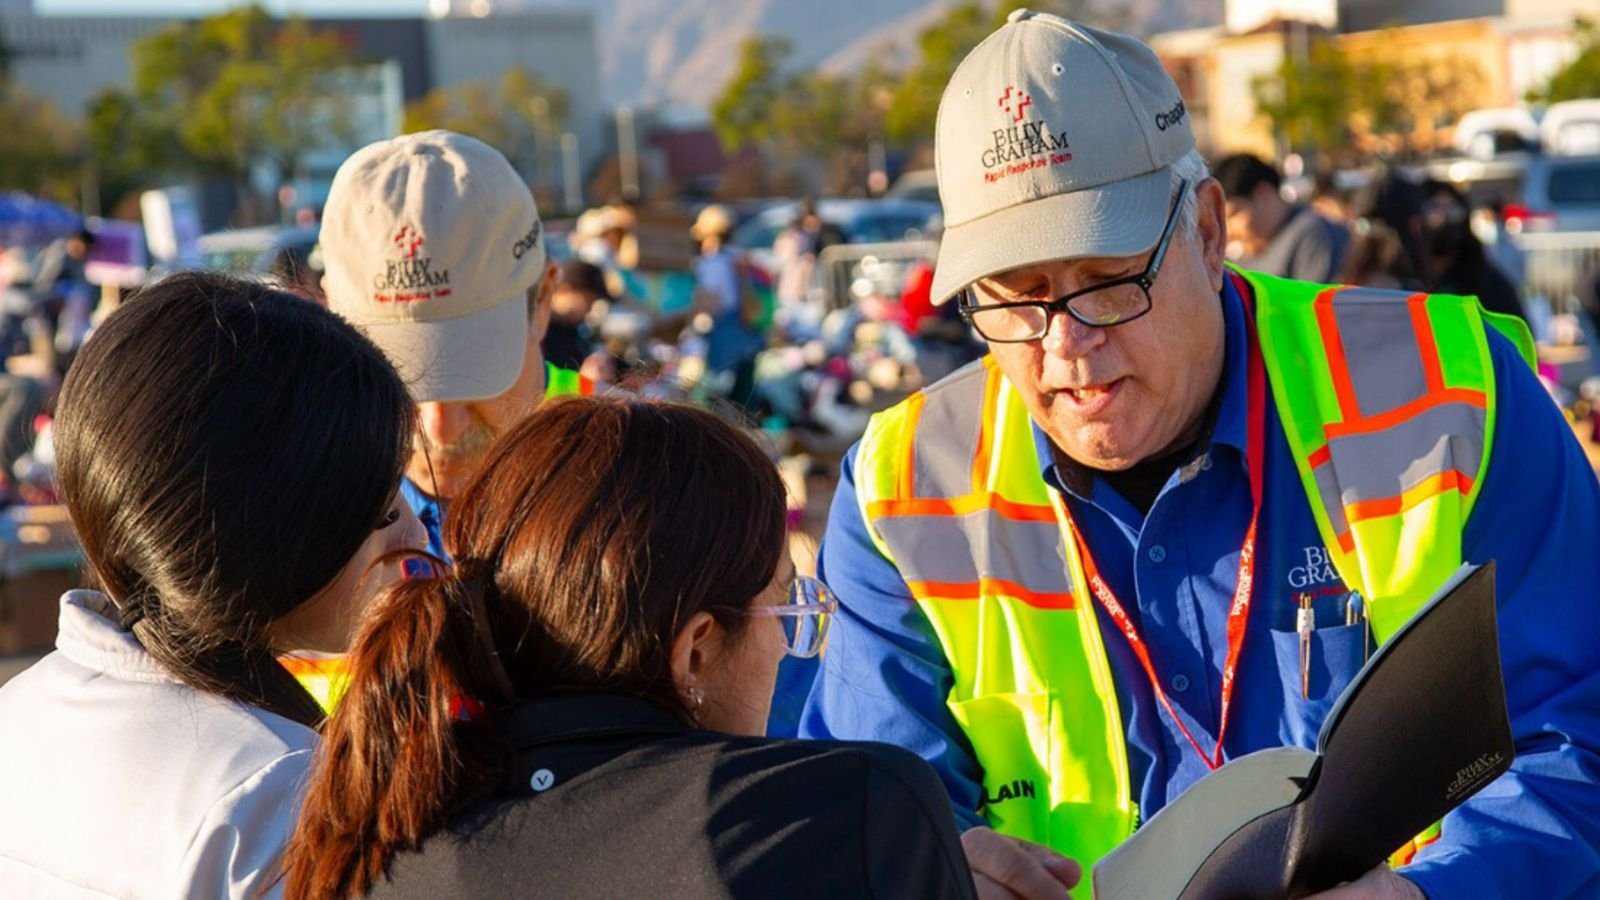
{"left": 787, "top": 10, "right": 1599, "bottom": 900}
{"left": 319, "top": 131, "right": 580, "bottom": 560}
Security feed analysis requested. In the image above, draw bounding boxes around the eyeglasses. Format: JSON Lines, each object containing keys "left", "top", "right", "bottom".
{"left": 744, "top": 574, "right": 838, "bottom": 659}
{"left": 958, "top": 179, "right": 1191, "bottom": 343}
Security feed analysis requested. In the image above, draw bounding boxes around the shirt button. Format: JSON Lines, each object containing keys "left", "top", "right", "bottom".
{"left": 1147, "top": 544, "right": 1168, "bottom": 563}
{"left": 1171, "top": 674, "right": 1190, "bottom": 692}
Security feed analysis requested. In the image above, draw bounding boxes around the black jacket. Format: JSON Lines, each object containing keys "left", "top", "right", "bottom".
{"left": 370, "top": 692, "right": 977, "bottom": 899}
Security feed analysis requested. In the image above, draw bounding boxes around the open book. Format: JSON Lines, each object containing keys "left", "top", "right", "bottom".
{"left": 1093, "top": 562, "right": 1513, "bottom": 900}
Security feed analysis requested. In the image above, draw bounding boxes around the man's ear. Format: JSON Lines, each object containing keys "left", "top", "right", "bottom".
{"left": 1195, "top": 177, "right": 1228, "bottom": 291}
{"left": 530, "top": 260, "right": 558, "bottom": 343}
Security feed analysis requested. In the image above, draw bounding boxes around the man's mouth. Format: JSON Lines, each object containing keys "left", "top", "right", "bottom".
{"left": 1054, "top": 378, "right": 1125, "bottom": 412}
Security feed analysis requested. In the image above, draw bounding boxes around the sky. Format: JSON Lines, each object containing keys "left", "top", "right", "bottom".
{"left": 35, "top": 0, "right": 435, "bottom": 15}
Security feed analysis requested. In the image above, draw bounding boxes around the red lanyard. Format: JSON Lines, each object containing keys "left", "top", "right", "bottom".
{"left": 1061, "top": 304, "right": 1267, "bottom": 772}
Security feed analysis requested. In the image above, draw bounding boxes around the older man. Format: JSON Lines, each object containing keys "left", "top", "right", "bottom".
{"left": 286, "top": 131, "right": 591, "bottom": 708}
{"left": 793, "top": 11, "right": 1600, "bottom": 899}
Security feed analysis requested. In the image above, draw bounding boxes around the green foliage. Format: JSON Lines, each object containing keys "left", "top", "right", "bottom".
{"left": 1252, "top": 42, "right": 1359, "bottom": 150}
{"left": 1253, "top": 37, "right": 1486, "bottom": 155}
{"left": 403, "top": 65, "right": 570, "bottom": 167}
{"left": 1528, "top": 18, "right": 1600, "bottom": 105}
{"left": 711, "top": 0, "right": 1123, "bottom": 156}
{"left": 0, "top": 85, "right": 80, "bottom": 198}
{"left": 711, "top": 36, "right": 792, "bottom": 150}
{"left": 88, "top": 5, "right": 358, "bottom": 192}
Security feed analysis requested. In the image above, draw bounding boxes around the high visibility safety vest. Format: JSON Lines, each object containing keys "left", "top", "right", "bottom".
{"left": 852, "top": 268, "right": 1534, "bottom": 875}
{"left": 285, "top": 361, "right": 596, "bottom": 714}
{"left": 546, "top": 361, "right": 596, "bottom": 398}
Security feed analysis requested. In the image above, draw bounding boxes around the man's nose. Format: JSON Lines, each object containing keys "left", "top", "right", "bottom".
{"left": 1039, "top": 303, "right": 1105, "bottom": 360}
{"left": 416, "top": 401, "right": 472, "bottom": 449}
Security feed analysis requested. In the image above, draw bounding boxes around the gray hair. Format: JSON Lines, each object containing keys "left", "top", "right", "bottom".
{"left": 1169, "top": 148, "right": 1211, "bottom": 234}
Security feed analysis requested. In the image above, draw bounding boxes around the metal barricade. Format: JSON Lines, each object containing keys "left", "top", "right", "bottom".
{"left": 813, "top": 240, "right": 940, "bottom": 311}
{"left": 1513, "top": 231, "right": 1600, "bottom": 315}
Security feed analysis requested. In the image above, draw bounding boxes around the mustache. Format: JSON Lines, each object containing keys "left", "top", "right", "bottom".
{"left": 414, "top": 423, "right": 496, "bottom": 467}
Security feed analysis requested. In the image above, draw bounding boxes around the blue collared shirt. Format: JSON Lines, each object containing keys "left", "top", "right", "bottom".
{"left": 400, "top": 476, "right": 448, "bottom": 565}
{"left": 782, "top": 277, "right": 1600, "bottom": 898}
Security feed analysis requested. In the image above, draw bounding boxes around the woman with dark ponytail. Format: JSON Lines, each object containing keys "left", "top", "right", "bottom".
{"left": 0, "top": 272, "right": 423, "bottom": 898}
{"left": 283, "top": 397, "right": 977, "bottom": 899}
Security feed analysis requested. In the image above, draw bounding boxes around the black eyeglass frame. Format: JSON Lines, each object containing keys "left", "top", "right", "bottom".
{"left": 957, "top": 179, "right": 1192, "bottom": 343}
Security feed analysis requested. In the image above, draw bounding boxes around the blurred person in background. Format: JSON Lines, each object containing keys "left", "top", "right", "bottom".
{"left": 1419, "top": 179, "right": 1525, "bottom": 321}
{"left": 1337, "top": 218, "right": 1418, "bottom": 291}
{"left": 1214, "top": 152, "right": 1348, "bottom": 283}
{"left": 31, "top": 228, "right": 96, "bottom": 359}
{"left": 1351, "top": 170, "right": 1430, "bottom": 284}
{"left": 691, "top": 204, "right": 764, "bottom": 408}
{"left": 0, "top": 272, "right": 422, "bottom": 898}
{"left": 281, "top": 397, "right": 977, "bottom": 900}
{"left": 773, "top": 198, "right": 825, "bottom": 333}
{"left": 542, "top": 259, "right": 610, "bottom": 371}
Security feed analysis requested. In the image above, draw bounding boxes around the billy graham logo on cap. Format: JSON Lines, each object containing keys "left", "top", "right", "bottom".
{"left": 322, "top": 130, "right": 547, "bottom": 403}
{"left": 983, "top": 84, "right": 1073, "bottom": 182}
{"left": 375, "top": 225, "right": 453, "bottom": 302}
{"left": 928, "top": 9, "right": 1196, "bottom": 307}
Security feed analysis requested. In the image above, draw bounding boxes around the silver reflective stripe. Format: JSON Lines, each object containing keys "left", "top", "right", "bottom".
{"left": 876, "top": 511, "right": 1072, "bottom": 594}
{"left": 911, "top": 363, "right": 988, "bottom": 498}
{"left": 1332, "top": 288, "right": 1429, "bottom": 418}
{"left": 1321, "top": 401, "right": 1486, "bottom": 508}
{"left": 1312, "top": 460, "right": 1350, "bottom": 537}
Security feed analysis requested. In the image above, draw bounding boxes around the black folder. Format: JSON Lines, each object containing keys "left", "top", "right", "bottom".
{"left": 1093, "top": 562, "right": 1514, "bottom": 900}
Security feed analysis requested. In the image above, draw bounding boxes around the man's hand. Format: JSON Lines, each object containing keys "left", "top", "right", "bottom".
{"left": 1305, "top": 865, "right": 1425, "bottom": 899}
{"left": 961, "top": 826, "right": 1081, "bottom": 899}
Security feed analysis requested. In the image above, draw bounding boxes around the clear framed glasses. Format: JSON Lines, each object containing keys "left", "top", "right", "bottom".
{"left": 744, "top": 574, "right": 838, "bottom": 659}
{"left": 958, "top": 179, "right": 1191, "bottom": 343}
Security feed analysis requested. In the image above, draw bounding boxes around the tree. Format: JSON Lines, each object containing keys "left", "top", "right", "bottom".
{"left": 0, "top": 85, "right": 81, "bottom": 199}
{"left": 711, "top": 36, "right": 792, "bottom": 151}
{"left": 86, "top": 5, "right": 359, "bottom": 210}
{"left": 1252, "top": 42, "right": 1360, "bottom": 152}
{"left": 403, "top": 66, "right": 569, "bottom": 177}
{"left": 1528, "top": 18, "right": 1600, "bottom": 105}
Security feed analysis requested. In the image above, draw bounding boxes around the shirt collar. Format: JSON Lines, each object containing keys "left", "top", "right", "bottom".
{"left": 500, "top": 691, "right": 691, "bottom": 750}
{"left": 54, "top": 589, "right": 176, "bottom": 685}
{"left": 1034, "top": 274, "right": 1251, "bottom": 494}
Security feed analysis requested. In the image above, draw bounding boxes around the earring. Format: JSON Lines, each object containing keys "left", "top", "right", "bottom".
{"left": 686, "top": 684, "right": 705, "bottom": 723}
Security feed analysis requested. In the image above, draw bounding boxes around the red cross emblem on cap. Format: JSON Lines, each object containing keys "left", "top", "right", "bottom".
{"left": 393, "top": 225, "right": 424, "bottom": 260}
{"left": 998, "top": 86, "right": 1033, "bottom": 123}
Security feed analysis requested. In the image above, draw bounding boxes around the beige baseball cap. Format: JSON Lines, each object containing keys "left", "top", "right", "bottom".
{"left": 930, "top": 10, "right": 1195, "bottom": 305}
{"left": 321, "top": 130, "right": 546, "bottom": 402}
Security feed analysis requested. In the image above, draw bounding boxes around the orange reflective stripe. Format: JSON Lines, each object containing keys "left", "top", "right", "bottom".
{"left": 907, "top": 577, "right": 1076, "bottom": 609}
{"left": 971, "top": 365, "right": 1003, "bottom": 494}
{"left": 1407, "top": 293, "right": 1445, "bottom": 393}
{"left": 867, "top": 492, "right": 1057, "bottom": 523}
{"left": 1315, "top": 287, "right": 1361, "bottom": 421}
{"left": 898, "top": 391, "right": 926, "bottom": 501}
{"left": 1308, "top": 444, "right": 1331, "bottom": 468}
{"left": 1346, "top": 469, "right": 1474, "bottom": 524}
{"left": 1323, "top": 388, "right": 1486, "bottom": 440}
{"left": 278, "top": 656, "right": 345, "bottom": 677}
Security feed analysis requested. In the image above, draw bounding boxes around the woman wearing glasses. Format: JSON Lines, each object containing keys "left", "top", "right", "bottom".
{"left": 281, "top": 397, "right": 976, "bottom": 899}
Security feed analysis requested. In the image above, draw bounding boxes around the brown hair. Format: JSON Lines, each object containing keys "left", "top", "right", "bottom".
{"left": 55, "top": 271, "right": 413, "bottom": 728}
{"left": 282, "top": 396, "right": 788, "bottom": 898}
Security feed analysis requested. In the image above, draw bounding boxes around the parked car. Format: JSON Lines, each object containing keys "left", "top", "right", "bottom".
{"left": 1542, "top": 100, "right": 1600, "bottom": 157}
{"left": 196, "top": 225, "right": 320, "bottom": 277}
{"left": 728, "top": 198, "right": 940, "bottom": 272}
{"left": 1426, "top": 154, "right": 1600, "bottom": 233}
{"left": 885, "top": 169, "right": 940, "bottom": 206}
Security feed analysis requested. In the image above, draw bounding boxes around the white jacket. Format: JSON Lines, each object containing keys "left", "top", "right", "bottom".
{"left": 0, "top": 591, "right": 316, "bottom": 898}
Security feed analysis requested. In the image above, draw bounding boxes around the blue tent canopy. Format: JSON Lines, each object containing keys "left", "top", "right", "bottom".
{"left": 0, "top": 193, "right": 83, "bottom": 246}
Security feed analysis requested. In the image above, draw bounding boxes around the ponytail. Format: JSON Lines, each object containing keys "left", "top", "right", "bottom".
{"left": 281, "top": 571, "right": 517, "bottom": 898}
